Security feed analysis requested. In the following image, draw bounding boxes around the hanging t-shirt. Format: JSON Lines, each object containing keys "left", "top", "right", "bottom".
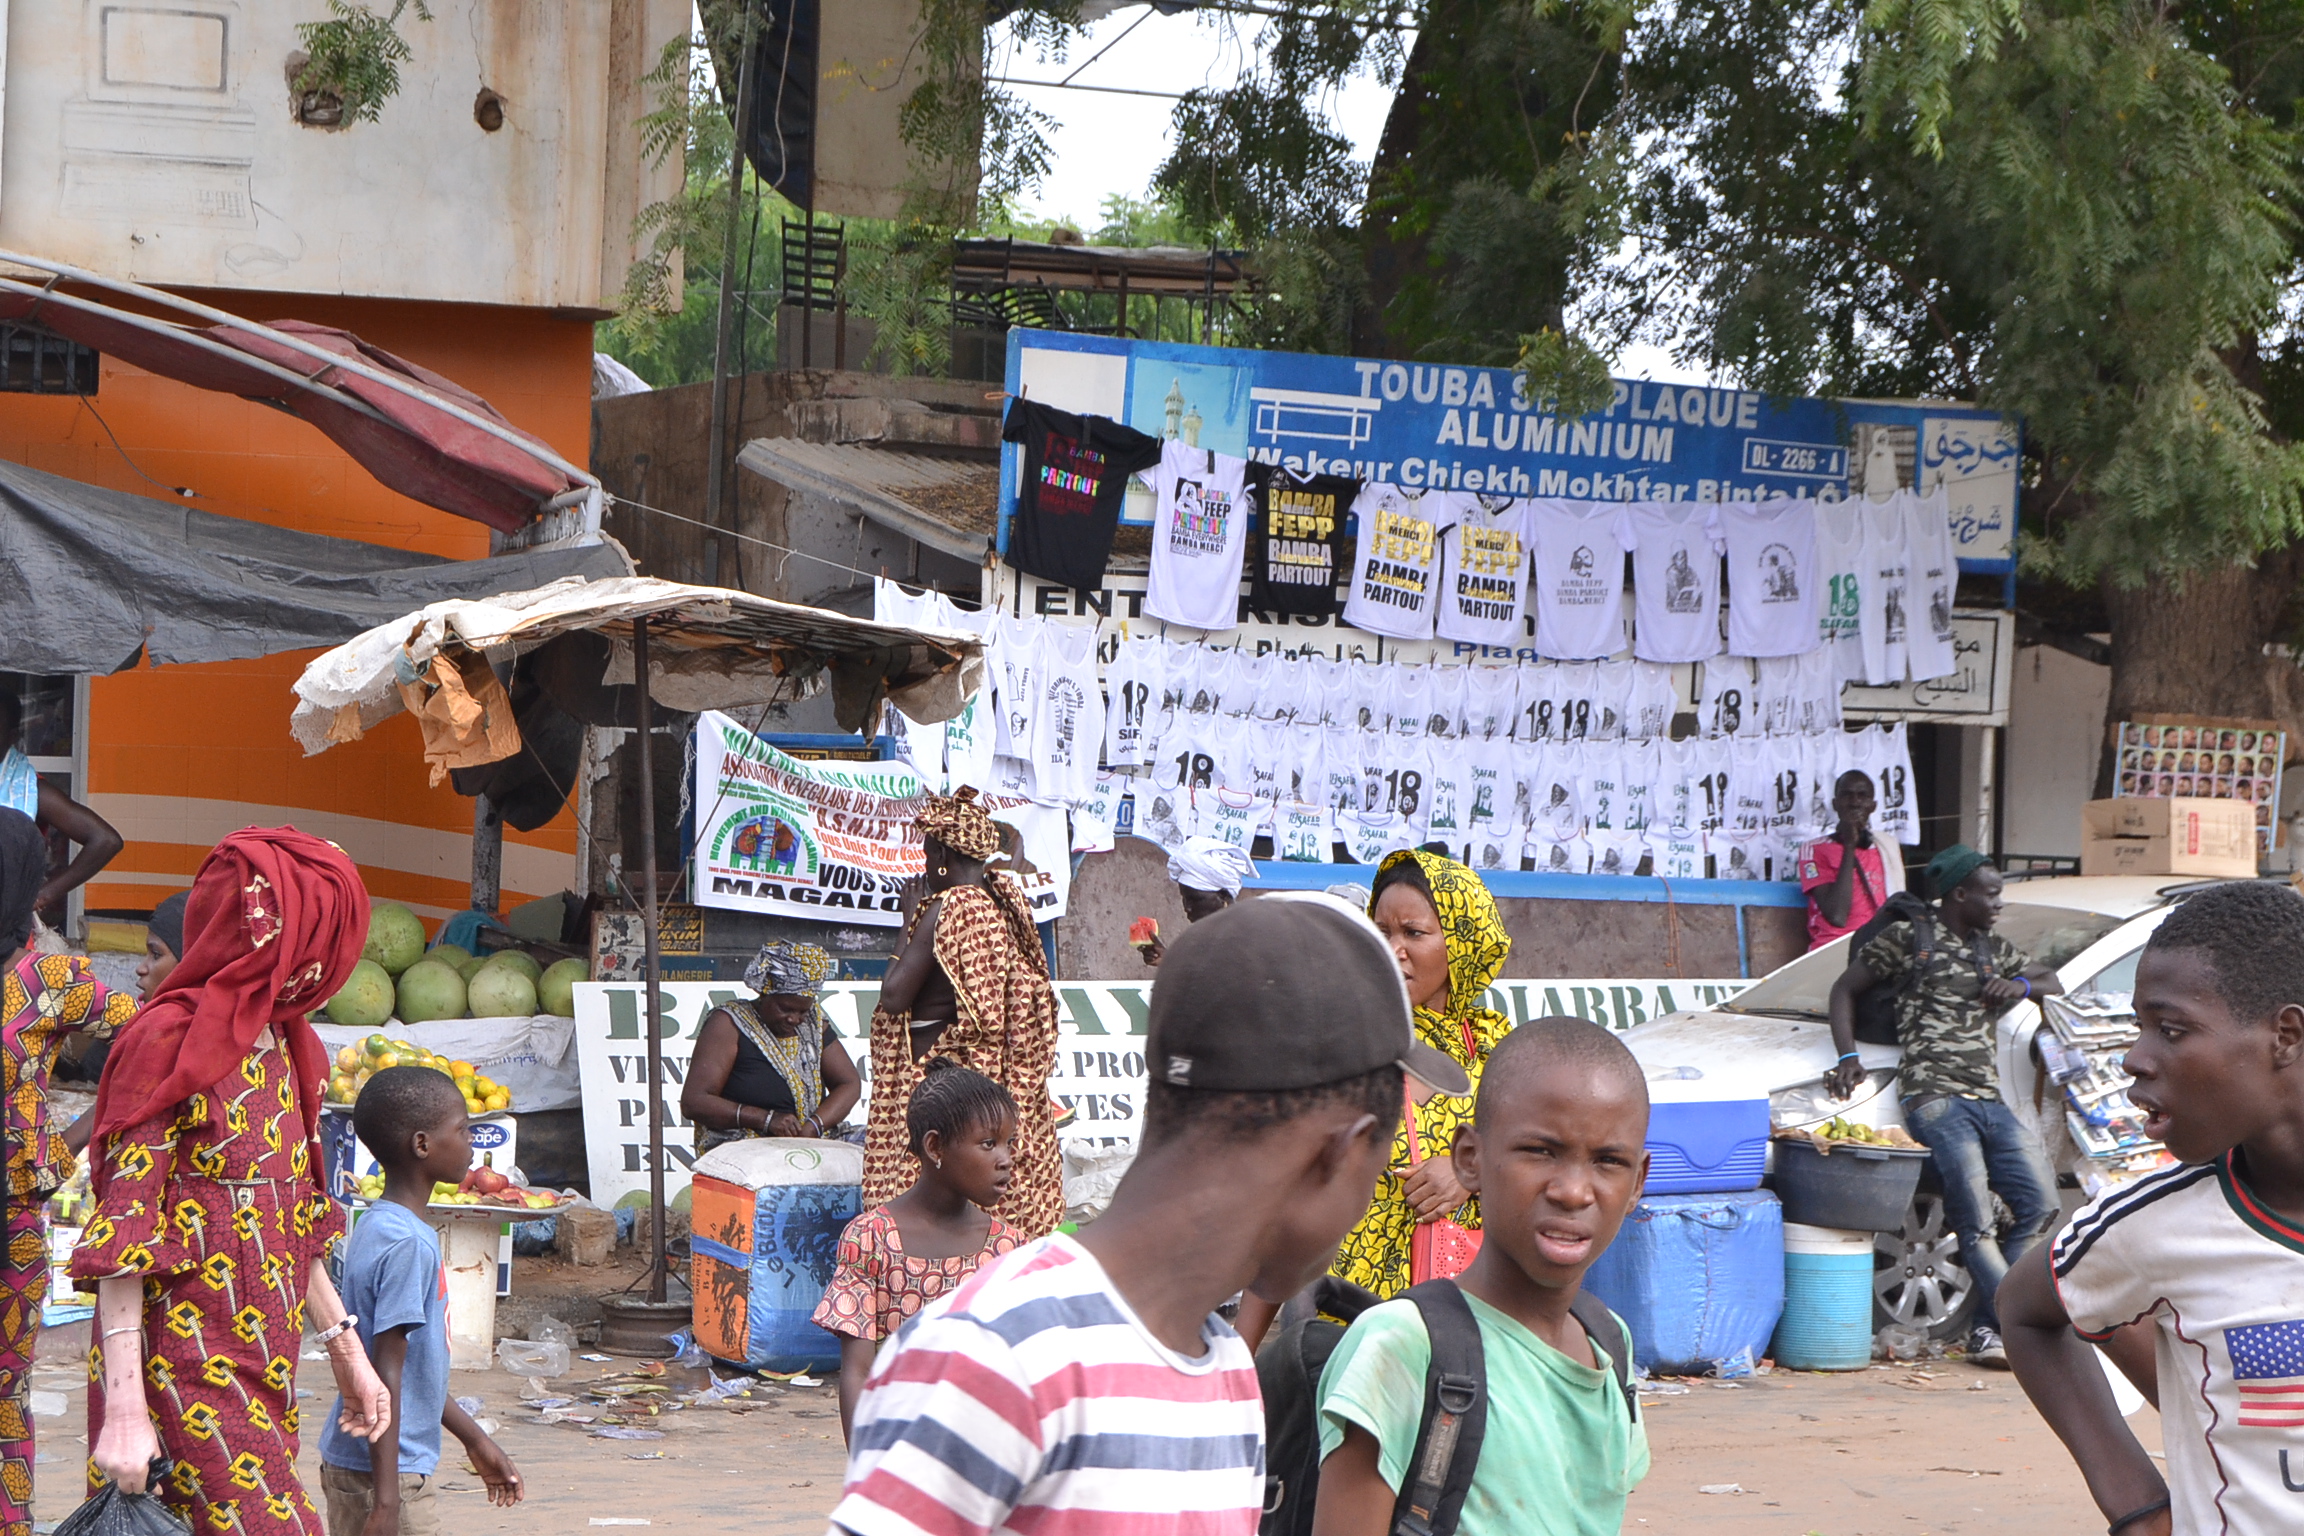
{"left": 1627, "top": 500, "right": 1725, "bottom": 664}
{"left": 1527, "top": 830, "right": 1592, "bottom": 876}
{"left": 1425, "top": 667, "right": 1469, "bottom": 743}
{"left": 1464, "top": 738, "right": 1513, "bottom": 854}
{"left": 1202, "top": 787, "right": 1268, "bottom": 850}
{"left": 1696, "top": 656, "right": 1758, "bottom": 740}
{"left": 1652, "top": 736, "right": 1698, "bottom": 836}
{"left": 1752, "top": 654, "right": 1800, "bottom": 739}
{"left": 1274, "top": 800, "right": 1335, "bottom": 864}
{"left": 1146, "top": 442, "right": 1251, "bottom": 631}
{"left": 1688, "top": 737, "right": 1732, "bottom": 840}
{"left": 1618, "top": 740, "right": 1659, "bottom": 834}
{"left": 1071, "top": 768, "right": 1130, "bottom": 854}
{"left": 1551, "top": 662, "right": 1605, "bottom": 744}
{"left": 1513, "top": 662, "right": 1562, "bottom": 743}
{"left": 1714, "top": 831, "right": 1770, "bottom": 881}
{"left": 1240, "top": 719, "right": 1292, "bottom": 809}
{"left": 1522, "top": 742, "right": 1584, "bottom": 839}
{"left": 1424, "top": 744, "right": 1469, "bottom": 855}
{"left": 1527, "top": 500, "right": 1634, "bottom": 659}
{"left": 1175, "top": 642, "right": 1223, "bottom": 722}
{"left": 1463, "top": 665, "right": 1518, "bottom": 742}
{"left": 1320, "top": 726, "right": 1365, "bottom": 814}
{"left": 1345, "top": 660, "right": 1389, "bottom": 735}
{"left": 1856, "top": 492, "right": 1913, "bottom": 686}
{"left": 1255, "top": 654, "right": 1312, "bottom": 723}
{"left": 1719, "top": 497, "right": 1824, "bottom": 658}
{"left": 1309, "top": 656, "right": 1353, "bottom": 731}
{"left": 938, "top": 604, "right": 997, "bottom": 796}
{"left": 1136, "top": 780, "right": 1194, "bottom": 847}
{"left": 1278, "top": 721, "right": 1328, "bottom": 808}
{"left": 1342, "top": 808, "right": 1414, "bottom": 866}
{"left": 1580, "top": 741, "right": 1627, "bottom": 834}
{"left": 1223, "top": 649, "right": 1271, "bottom": 718}
{"left": 1726, "top": 737, "right": 1771, "bottom": 840}
{"left": 1247, "top": 465, "right": 1354, "bottom": 619}
{"left": 1376, "top": 735, "right": 1433, "bottom": 838}
{"left": 1103, "top": 636, "right": 1165, "bottom": 769}
{"left": 1622, "top": 661, "right": 1681, "bottom": 741}
{"left": 1206, "top": 713, "right": 1255, "bottom": 796}
{"left": 988, "top": 614, "right": 1043, "bottom": 761}
{"left": 873, "top": 578, "right": 950, "bottom": 789}
{"left": 1589, "top": 830, "right": 1646, "bottom": 877}
{"left": 1904, "top": 486, "right": 1960, "bottom": 681}
{"left": 1436, "top": 495, "right": 1533, "bottom": 647}
{"left": 1647, "top": 827, "right": 1707, "bottom": 880}
{"left": 1030, "top": 622, "right": 1105, "bottom": 806}
{"left": 1875, "top": 724, "right": 1919, "bottom": 846}
{"left": 1813, "top": 498, "right": 1868, "bottom": 683}
{"left": 1760, "top": 735, "right": 1807, "bottom": 877}
{"left": 1589, "top": 661, "right": 1632, "bottom": 743}
{"left": 1387, "top": 666, "right": 1435, "bottom": 741}
{"left": 1343, "top": 485, "right": 1457, "bottom": 639}
{"left": 1001, "top": 399, "right": 1164, "bottom": 592}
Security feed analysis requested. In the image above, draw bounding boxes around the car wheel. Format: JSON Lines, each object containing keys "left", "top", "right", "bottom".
{"left": 1873, "top": 1192, "right": 1976, "bottom": 1341}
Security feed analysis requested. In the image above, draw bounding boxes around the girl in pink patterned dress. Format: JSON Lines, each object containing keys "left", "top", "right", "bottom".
{"left": 814, "top": 1060, "right": 1023, "bottom": 1442}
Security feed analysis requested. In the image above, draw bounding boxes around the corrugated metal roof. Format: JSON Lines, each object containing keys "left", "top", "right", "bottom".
{"left": 737, "top": 438, "right": 998, "bottom": 561}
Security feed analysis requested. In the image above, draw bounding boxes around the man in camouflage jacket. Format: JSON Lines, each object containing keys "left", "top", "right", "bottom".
{"left": 1824, "top": 844, "right": 2063, "bottom": 1368}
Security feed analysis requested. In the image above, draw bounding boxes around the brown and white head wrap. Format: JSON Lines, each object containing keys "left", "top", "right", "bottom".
{"left": 916, "top": 786, "right": 1002, "bottom": 863}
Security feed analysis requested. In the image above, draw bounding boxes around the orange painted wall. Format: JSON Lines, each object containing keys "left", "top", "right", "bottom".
{"left": 0, "top": 292, "right": 599, "bottom": 926}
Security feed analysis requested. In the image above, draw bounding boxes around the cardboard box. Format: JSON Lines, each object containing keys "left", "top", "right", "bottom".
{"left": 2081, "top": 798, "right": 2258, "bottom": 878}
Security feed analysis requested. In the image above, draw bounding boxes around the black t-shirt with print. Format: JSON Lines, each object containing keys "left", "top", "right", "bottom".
{"left": 1002, "top": 399, "right": 1163, "bottom": 591}
{"left": 1246, "top": 463, "right": 1356, "bottom": 618}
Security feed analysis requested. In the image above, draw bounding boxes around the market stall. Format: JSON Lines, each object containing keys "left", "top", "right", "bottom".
{"left": 288, "top": 574, "right": 985, "bottom": 1341}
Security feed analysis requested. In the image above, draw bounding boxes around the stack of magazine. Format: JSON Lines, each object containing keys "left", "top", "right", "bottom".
{"left": 2041, "top": 994, "right": 2174, "bottom": 1192}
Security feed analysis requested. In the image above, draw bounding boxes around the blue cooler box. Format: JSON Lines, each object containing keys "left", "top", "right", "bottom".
{"left": 1642, "top": 1092, "right": 1770, "bottom": 1194}
{"left": 1582, "top": 1189, "right": 1785, "bottom": 1375}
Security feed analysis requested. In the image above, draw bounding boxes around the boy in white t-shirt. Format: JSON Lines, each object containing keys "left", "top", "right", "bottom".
{"left": 2002, "top": 882, "right": 2304, "bottom": 1536}
{"left": 829, "top": 897, "right": 1470, "bottom": 1536}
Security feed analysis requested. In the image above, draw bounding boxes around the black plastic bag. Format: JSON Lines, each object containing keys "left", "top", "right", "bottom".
{"left": 55, "top": 1461, "right": 191, "bottom": 1536}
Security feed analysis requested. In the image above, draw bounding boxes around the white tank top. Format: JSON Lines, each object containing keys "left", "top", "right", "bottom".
{"left": 1589, "top": 829, "right": 1647, "bottom": 877}
{"left": 1718, "top": 497, "right": 1824, "bottom": 658}
{"left": 1225, "top": 648, "right": 1271, "bottom": 718}
{"left": 1512, "top": 661, "right": 1559, "bottom": 742}
{"left": 1551, "top": 661, "right": 1602, "bottom": 744}
{"left": 1029, "top": 621, "right": 1105, "bottom": 805}
{"left": 1690, "top": 736, "right": 1731, "bottom": 837}
{"left": 1646, "top": 826, "right": 1707, "bottom": 880}
{"left": 989, "top": 613, "right": 1042, "bottom": 759}
{"left": 1528, "top": 830, "right": 1592, "bottom": 875}
{"left": 1102, "top": 636, "right": 1163, "bottom": 768}
{"left": 1346, "top": 659, "right": 1388, "bottom": 735}
{"left": 1343, "top": 484, "right": 1458, "bottom": 639}
{"left": 1146, "top": 442, "right": 1251, "bottom": 631}
{"left": 1727, "top": 736, "right": 1771, "bottom": 839}
{"left": 1618, "top": 739, "right": 1659, "bottom": 833}
{"left": 1626, "top": 500, "right": 1725, "bottom": 664}
{"left": 1463, "top": 665, "right": 1518, "bottom": 742}
{"left": 1624, "top": 660, "right": 1681, "bottom": 741}
{"left": 1201, "top": 786, "right": 1268, "bottom": 850}
{"left": 1697, "top": 656, "right": 1758, "bottom": 740}
{"left": 1653, "top": 736, "right": 1697, "bottom": 835}
{"left": 1752, "top": 654, "right": 1801, "bottom": 738}
{"left": 1904, "top": 487, "right": 1960, "bottom": 681}
{"left": 1856, "top": 492, "right": 1912, "bottom": 685}
{"left": 1343, "top": 807, "right": 1413, "bottom": 868}
{"left": 1256, "top": 653, "right": 1311, "bottom": 723}
{"left": 1321, "top": 724, "right": 1365, "bottom": 813}
{"left": 1425, "top": 666, "right": 1469, "bottom": 742}
{"left": 1378, "top": 734, "right": 1434, "bottom": 838}
{"left": 1813, "top": 499, "right": 1867, "bottom": 683}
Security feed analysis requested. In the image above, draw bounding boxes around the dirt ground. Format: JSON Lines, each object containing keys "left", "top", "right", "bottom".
{"left": 25, "top": 1310, "right": 2160, "bottom": 1536}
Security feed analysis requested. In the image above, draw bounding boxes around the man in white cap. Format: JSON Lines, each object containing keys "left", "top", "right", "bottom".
{"left": 1135, "top": 836, "right": 1257, "bottom": 966}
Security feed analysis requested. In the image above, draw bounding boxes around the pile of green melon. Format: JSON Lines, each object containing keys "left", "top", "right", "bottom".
{"left": 321, "top": 901, "right": 590, "bottom": 1027}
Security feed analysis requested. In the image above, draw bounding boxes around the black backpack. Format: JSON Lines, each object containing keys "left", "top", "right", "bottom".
{"left": 1257, "top": 1276, "right": 1636, "bottom": 1536}
{"left": 1847, "top": 890, "right": 1935, "bottom": 1046}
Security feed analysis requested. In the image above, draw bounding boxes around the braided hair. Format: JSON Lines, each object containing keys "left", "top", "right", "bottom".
{"left": 907, "top": 1056, "right": 1017, "bottom": 1155}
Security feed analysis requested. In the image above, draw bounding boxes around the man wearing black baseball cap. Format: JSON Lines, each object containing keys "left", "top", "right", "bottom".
{"left": 830, "top": 893, "right": 1447, "bottom": 1536}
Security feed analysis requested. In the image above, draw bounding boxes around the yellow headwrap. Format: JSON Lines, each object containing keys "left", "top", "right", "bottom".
{"left": 1372, "top": 848, "right": 1511, "bottom": 1029}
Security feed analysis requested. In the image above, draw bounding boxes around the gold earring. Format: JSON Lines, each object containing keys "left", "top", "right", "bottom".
{"left": 936, "top": 864, "right": 949, "bottom": 877}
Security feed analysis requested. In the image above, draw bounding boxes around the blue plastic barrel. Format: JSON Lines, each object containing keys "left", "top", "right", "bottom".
{"left": 1581, "top": 1189, "right": 1785, "bottom": 1375}
{"left": 1772, "top": 1223, "right": 1875, "bottom": 1370}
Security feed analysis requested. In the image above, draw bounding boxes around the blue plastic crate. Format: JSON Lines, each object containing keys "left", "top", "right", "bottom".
{"left": 1643, "top": 1095, "right": 1771, "bottom": 1194}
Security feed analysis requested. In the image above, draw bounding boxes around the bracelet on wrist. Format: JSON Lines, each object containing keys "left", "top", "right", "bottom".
{"left": 314, "top": 1313, "right": 360, "bottom": 1346}
{"left": 2106, "top": 1496, "right": 2169, "bottom": 1536}
{"left": 1838, "top": 1051, "right": 1861, "bottom": 1063}
{"left": 2017, "top": 975, "right": 2033, "bottom": 998}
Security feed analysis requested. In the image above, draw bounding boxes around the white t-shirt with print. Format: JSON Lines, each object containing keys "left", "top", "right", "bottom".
{"left": 1621, "top": 660, "right": 1681, "bottom": 741}
{"left": 1526, "top": 831, "right": 1592, "bottom": 875}
{"left": 1855, "top": 492, "right": 1912, "bottom": 686}
{"left": 1719, "top": 497, "right": 1824, "bottom": 658}
{"left": 1274, "top": 800, "right": 1335, "bottom": 864}
{"left": 2052, "top": 1155, "right": 2304, "bottom": 1536}
{"left": 1030, "top": 621, "right": 1105, "bottom": 806}
{"left": 1627, "top": 500, "right": 1725, "bottom": 663}
{"left": 1905, "top": 486, "right": 1960, "bottom": 682}
{"left": 1103, "top": 636, "right": 1165, "bottom": 768}
{"left": 1146, "top": 442, "right": 1251, "bottom": 631}
{"left": 1201, "top": 786, "right": 1268, "bottom": 850}
{"left": 1589, "top": 829, "right": 1647, "bottom": 877}
{"left": 1697, "top": 656, "right": 1760, "bottom": 740}
{"left": 1344, "top": 484, "right": 1458, "bottom": 640}
{"left": 1814, "top": 498, "right": 1868, "bottom": 683}
{"left": 1342, "top": 808, "right": 1415, "bottom": 867}
{"left": 1646, "top": 827, "right": 1707, "bottom": 880}
{"left": 1527, "top": 499, "right": 1634, "bottom": 659}
{"left": 1436, "top": 494, "right": 1533, "bottom": 647}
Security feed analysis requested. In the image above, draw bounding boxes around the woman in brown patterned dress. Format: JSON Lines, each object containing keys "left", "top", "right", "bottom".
{"left": 862, "top": 789, "right": 1062, "bottom": 1238}
{"left": 74, "top": 829, "right": 387, "bottom": 1533}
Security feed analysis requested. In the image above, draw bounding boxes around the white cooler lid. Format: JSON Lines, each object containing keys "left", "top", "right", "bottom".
{"left": 691, "top": 1136, "right": 863, "bottom": 1191}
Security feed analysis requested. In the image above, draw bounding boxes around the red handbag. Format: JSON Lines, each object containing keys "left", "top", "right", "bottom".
{"left": 1404, "top": 1029, "right": 1483, "bottom": 1283}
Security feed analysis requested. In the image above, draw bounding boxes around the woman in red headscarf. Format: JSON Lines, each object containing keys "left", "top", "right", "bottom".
{"left": 72, "top": 829, "right": 388, "bottom": 1534}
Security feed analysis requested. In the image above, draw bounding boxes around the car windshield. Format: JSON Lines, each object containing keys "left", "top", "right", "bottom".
{"left": 1720, "top": 904, "right": 2130, "bottom": 1019}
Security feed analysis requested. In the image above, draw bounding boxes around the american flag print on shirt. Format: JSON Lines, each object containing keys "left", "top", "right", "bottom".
{"left": 2228, "top": 1319, "right": 2304, "bottom": 1428}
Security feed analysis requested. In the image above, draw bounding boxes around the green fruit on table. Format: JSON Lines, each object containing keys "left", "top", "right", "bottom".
{"left": 322, "top": 960, "right": 395, "bottom": 1028}
{"left": 362, "top": 902, "right": 427, "bottom": 976}
{"left": 538, "top": 956, "right": 589, "bottom": 1017}
{"left": 480, "top": 949, "right": 543, "bottom": 985}
{"left": 396, "top": 959, "right": 467, "bottom": 1023}
{"left": 467, "top": 962, "right": 538, "bottom": 1018}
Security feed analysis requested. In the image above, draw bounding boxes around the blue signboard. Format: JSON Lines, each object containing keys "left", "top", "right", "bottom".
{"left": 1001, "top": 330, "right": 2018, "bottom": 574}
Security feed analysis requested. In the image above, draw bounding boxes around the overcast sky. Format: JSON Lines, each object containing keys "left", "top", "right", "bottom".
{"left": 997, "top": 4, "right": 1703, "bottom": 382}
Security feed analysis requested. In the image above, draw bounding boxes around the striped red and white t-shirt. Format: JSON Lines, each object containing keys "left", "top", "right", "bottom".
{"left": 2053, "top": 1151, "right": 2304, "bottom": 1534}
{"left": 826, "top": 1234, "right": 1264, "bottom": 1536}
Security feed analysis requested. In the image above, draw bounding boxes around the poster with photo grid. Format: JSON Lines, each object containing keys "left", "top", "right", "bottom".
{"left": 2111, "top": 721, "right": 2285, "bottom": 853}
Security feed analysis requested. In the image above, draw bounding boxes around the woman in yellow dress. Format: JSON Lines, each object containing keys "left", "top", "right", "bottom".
{"left": 1327, "top": 847, "right": 1512, "bottom": 1299}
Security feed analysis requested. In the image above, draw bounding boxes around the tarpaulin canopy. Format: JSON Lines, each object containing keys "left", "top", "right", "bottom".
{"left": 0, "top": 456, "right": 628, "bottom": 674}
{"left": 290, "top": 575, "right": 986, "bottom": 753}
{"left": 0, "top": 252, "right": 595, "bottom": 534}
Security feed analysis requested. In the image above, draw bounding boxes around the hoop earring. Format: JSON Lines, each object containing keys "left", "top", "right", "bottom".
{"left": 936, "top": 865, "right": 949, "bottom": 877}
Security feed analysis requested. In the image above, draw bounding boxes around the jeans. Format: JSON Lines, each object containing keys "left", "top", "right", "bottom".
{"left": 1902, "top": 1094, "right": 2060, "bottom": 1332}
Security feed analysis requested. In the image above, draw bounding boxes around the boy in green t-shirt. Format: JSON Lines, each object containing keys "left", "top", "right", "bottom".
{"left": 1312, "top": 1017, "right": 1652, "bottom": 1536}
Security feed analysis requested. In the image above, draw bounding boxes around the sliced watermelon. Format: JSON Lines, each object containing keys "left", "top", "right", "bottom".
{"left": 1128, "top": 916, "right": 1161, "bottom": 951}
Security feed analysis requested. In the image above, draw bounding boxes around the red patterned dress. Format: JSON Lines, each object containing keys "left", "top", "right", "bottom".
{"left": 811, "top": 1205, "right": 1024, "bottom": 1343}
{"left": 1, "top": 955, "right": 135, "bottom": 1536}
{"left": 71, "top": 1038, "right": 342, "bottom": 1536}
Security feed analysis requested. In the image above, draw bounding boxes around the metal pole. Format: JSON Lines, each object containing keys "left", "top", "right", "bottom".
{"left": 633, "top": 617, "right": 668, "bottom": 1303}
{"left": 470, "top": 792, "right": 502, "bottom": 916}
{"left": 703, "top": 0, "right": 762, "bottom": 588}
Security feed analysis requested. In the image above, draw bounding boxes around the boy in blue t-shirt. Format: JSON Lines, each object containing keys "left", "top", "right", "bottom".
{"left": 322, "top": 1067, "right": 522, "bottom": 1536}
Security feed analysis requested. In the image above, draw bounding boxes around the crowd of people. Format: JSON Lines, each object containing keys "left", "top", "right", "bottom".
{"left": 0, "top": 767, "right": 2297, "bottom": 1536}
